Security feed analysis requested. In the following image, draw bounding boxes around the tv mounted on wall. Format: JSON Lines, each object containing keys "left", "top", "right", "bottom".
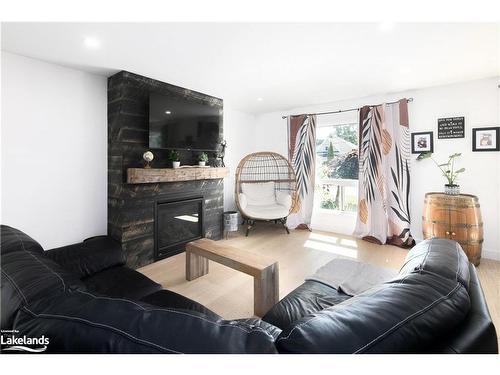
{"left": 149, "top": 92, "right": 222, "bottom": 151}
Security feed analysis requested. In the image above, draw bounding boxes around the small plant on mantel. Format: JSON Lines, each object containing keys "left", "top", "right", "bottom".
{"left": 167, "top": 150, "right": 180, "bottom": 169}
{"left": 417, "top": 152, "right": 465, "bottom": 195}
{"left": 198, "top": 152, "right": 209, "bottom": 167}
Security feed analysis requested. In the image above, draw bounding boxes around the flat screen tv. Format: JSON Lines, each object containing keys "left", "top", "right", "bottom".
{"left": 149, "top": 92, "right": 222, "bottom": 151}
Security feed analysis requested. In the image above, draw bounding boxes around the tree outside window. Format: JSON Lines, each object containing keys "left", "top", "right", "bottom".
{"left": 316, "top": 123, "right": 359, "bottom": 212}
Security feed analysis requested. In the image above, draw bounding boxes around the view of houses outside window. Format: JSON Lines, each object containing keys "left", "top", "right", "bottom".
{"left": 315, "top": 123, "right": 358, "bottom": 212}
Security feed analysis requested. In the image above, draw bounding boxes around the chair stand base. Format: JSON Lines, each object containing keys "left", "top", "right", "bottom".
{"left": 244, "top": 218, "right": 289, "bottom": 236}
{"left": 279, "top": 218, "right": 290, "bottom": 234}
{"left": 245, "top": 220, "right": 255, "bottom": 237}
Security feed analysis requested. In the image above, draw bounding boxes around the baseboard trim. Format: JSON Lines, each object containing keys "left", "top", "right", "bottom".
{"left": 482, "top": 249, "right": 500, "bottom": 261}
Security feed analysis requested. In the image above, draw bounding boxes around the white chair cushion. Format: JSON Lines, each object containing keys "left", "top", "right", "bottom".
{"left": 238, "top": 193, "right": 248, "bottom": 210}
{"left": 241, "top": 182, "right": 276, "bottom": 206}
{"left": 276, "top": 191, "right": 292, "bottom": 210}
{"left": 243, "top": 204, "right": 290, "bottom": 220}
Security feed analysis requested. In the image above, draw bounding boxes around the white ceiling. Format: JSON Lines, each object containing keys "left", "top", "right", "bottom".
{"left": 1, "top": 22, "right": 499, "bottom": 114}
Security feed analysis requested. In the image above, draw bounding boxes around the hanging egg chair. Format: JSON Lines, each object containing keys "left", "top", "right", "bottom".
{"left": 235, "top": 152, "right": 297, "bottom": 236}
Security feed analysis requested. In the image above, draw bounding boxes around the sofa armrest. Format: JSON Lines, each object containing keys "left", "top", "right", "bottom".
{"left": 45, "top": 236, "right": 125, "bottom": 279}
{"left": 238, "top": 193, "right": 248, "bottom": 210}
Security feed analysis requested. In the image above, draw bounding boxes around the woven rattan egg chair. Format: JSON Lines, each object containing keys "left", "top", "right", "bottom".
{"left": 235, "top": 152, "right": 297, "bottom": 236}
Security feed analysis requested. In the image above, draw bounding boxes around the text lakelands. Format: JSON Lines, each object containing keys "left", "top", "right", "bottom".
{"left": 1, "top": 335, "right": 50, "bottom": 346}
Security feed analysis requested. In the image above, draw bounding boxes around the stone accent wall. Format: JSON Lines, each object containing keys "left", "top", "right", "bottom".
{"left": 108, "top": 71, "right": 224, "bottom": 269}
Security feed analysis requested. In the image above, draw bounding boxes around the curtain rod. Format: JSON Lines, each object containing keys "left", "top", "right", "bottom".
{"left": 280, "top": 98, "right": 414, "bottom": 119}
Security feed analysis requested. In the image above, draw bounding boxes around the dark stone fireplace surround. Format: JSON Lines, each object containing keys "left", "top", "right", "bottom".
{"left": 108, "top": 71, "right": 224, "bottom": 269}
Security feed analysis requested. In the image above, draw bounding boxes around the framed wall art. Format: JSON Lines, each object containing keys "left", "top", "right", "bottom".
{"left": 472, "top": 127, "right": 500, "bottom": 152}
{"left": 411, "top": 131, "right": 434, "bottom": 154}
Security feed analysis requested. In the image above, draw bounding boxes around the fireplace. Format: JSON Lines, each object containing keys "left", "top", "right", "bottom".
{"left": 108, "top": 71, "right": 224, "bottom": 269}
{"left": 154, "top": 196, "right": 205, "bottom": 260}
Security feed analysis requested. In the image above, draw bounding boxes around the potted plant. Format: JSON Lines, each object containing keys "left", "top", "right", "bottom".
{"left": 167, "top": 150, "right": 180, "bottom": 169}
{"left": 198, "top": 152, "right": 209, "bottom": 167}
{"left": 417, "top": 152, "right": 465, "bottom": 195}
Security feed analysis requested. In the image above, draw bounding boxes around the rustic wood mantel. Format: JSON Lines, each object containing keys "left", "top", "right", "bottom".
{"left": 127, "top": 167, "right": 229, "bottom": 184}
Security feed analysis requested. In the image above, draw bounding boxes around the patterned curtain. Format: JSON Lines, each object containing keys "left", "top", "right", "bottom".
{"left": 354, "top": 99, "right": 415, "bottom": 248}
{"left": 287, "top": 115, "right": 317, "bottom": 230}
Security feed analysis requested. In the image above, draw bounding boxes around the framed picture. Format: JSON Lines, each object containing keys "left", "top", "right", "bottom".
{"left": 472, "top": 127, "right": 500, "bottom": 152}
{"left": 411, "top": 131, "right": 434, "bottom": 154}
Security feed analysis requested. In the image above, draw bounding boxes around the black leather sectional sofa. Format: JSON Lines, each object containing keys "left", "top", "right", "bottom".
{"left": 1, "top": 224, "right": 497, "bottom": 353}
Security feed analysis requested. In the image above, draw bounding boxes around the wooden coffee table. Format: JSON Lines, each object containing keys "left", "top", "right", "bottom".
{"left": 185, "top": 238, "right": 279, "bottom": 317}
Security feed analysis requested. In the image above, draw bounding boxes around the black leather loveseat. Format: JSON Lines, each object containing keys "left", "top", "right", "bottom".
{"left": 0, "top": 225, "right": 279, "bottom": 353}
{"left": 1, "top": 224, "right": 497, "bottom": 353}
{"left": 262, "top": 238, "right": 498, "bottom": 353}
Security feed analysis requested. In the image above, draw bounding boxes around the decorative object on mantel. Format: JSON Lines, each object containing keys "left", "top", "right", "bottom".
{"left": 472, "top": 126, "right": 500, "bottom": 152}
{"left": 127, "top": 167, "right": 229, "bottom": 184}
{"left": 142, "top": 151, "right": 154, "bottom": 169}
{"left": 198, "top": 152, "right": 209, "bottom": 166}
{"left": 437, "top": 116, "right": 465, "bottom": 139}
{"left": 215, "top": 140, "right": 227, "bottom": 167}
{"left": 411, "top": 131, "right": 433, "bottom": 154}
{"left": 422, "top": 192, "right": 483, "bottom": 266}
{"left": 167, "top": 150, "right": 180, "bottom": 168}
{"left": 417, "top": 152, "right": 464, "bottom": 195}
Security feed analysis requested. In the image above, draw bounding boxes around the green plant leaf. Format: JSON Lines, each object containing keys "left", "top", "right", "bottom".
{"left": 416, "top": 152, "right": 432, "bottom": 160}
{"left": 455, "top": 168, "right": 465, "bottom": 173}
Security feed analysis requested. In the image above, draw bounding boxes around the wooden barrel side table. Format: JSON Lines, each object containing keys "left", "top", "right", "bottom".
{"left": 422, "top": 192, "right": 483, "bottom": 266}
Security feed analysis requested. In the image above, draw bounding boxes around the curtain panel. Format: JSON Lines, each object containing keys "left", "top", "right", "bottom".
{"left": 354, "top": 99, "right": 415, "bottom": 248}
{"left": 287, "top": 115, "right": 317, "bottom": 230}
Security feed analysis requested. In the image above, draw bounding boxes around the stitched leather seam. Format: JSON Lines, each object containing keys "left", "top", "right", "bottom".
{"left": 353, "top": 283, "right": 462, "bottom": 353}
{"left": 1, "top": 269, "right": 28, "bottom": 304}
{"left": 75, "top": 290, "right": 276, "bottom": 339}
{"left": 420, "top": 240, "right": 432, "bottom": 272}
{"left": 13, "top": 231, "right": 67, "bottom": 292}
{"left": 277, "top": 279, "right": 414, "bottom": 343}
{"left": 20, "top": 306, "right": 180, "bottom": 353}
{"left": 276, "top": 281, "right": 462, "bottom": 345}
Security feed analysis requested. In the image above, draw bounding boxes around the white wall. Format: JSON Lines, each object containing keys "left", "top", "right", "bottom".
{"left": 253, "top": 77, "right": 500, "bottom": 260}
{"left": 1, "top": 52, "right": 108, "bottom": 249}
{"left": 223, "top": 107, "right": 256, "bottom": 211}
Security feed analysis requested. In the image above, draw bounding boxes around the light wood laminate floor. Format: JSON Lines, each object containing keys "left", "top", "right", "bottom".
{"left": 139, "top": 225, "right": 500, "bottom": 346}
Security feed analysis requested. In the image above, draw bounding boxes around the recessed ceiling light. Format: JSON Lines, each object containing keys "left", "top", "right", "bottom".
{"left": 165, "top": 110, "right": 172, "bottom": 115}
{"left": 257, "top": 97, "right": 263, "bottom": 102}
{"left": 83, "top": 37, "right": 101, "bottom": 49}
{"left": 378, "top": 22, "right": 395, "bottom": 32}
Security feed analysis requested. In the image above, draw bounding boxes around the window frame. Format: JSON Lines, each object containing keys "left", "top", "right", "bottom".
{"left": 314, "top": 121, "right": 359, "bottom": 214}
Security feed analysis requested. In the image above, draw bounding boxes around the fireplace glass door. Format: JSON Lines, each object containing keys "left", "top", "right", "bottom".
{"left": 155, "top": 196, "right": 204, "bottom": 259}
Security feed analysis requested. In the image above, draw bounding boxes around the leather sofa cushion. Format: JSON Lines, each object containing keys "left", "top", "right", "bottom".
{"left": 235, "top": 318, "right": 282, "bottom": 340}
{"left": 45, "top": 236, "right": 125, "bottom": 279}
{"left": 263, "top": 280, "right": 351, "bottom": 330}
{"left": 0, "top": 225, "right": 44, "bottom": 255}
{"left": 275, "top": 272, "right": 470, "bottom": 354}
{"left": 14, "top": 290, "right": 278, "bottom": 353}
{"left": 83, "top": 266, "right": 162, "bottom": 300}
{"left": 1, "top": 226, "right": 86, "bottom": 330}
{"left": 399, "top": 238, "right": 470, "bottom": 289}
{"left": 139, "top": 289, "right": 220, "bottom": 320}
{"left": 430, "top": 263, "right": 498, "bottom": 353}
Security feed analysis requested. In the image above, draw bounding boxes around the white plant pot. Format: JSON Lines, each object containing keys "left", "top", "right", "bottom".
{"left": 198, "top": 161, "right": 206, "bottom": 166}
{"left": 172, "top": 161, "right": 180, "bottom": 169}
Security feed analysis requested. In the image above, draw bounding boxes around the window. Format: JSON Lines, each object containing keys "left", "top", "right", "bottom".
{"left": 315, "top": 123, "right": 358, "bottom": 212}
